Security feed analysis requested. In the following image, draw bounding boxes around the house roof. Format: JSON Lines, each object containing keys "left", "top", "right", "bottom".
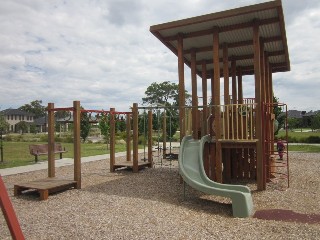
{"left": 1, "top": 108, "right": 34, "bottom": 116}
{"left": 150, "top": 0, "right": 290, "bottom": 78}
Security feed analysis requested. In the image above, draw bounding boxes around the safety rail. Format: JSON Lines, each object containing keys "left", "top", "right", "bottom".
{"left": 219, "top": 103, "right": 257, "bottom": 141}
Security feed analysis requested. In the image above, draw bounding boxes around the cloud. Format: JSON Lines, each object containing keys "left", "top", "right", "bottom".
{"left": 0, "top": 0, "right": 319, "bottom": 112}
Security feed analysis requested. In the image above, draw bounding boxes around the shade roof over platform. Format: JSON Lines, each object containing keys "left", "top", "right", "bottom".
{"left": 150, "top": 0, "right": 290, "bottom": 77}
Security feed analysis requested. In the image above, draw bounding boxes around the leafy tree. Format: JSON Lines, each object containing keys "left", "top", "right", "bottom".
{"left": 15, "top": 121, "right": 28, "bottom": 134}
{"left": 287, "top": 117, "right": 300, "bottom": 131}
{"left": 310, "top": 113, "right": 320, "bottom": 131}
{"left": 142, "top": 81, "right": 190, "bottom": 106}
{"left": 142, "top": 81, "right": 190, "bottom": 138}
{"left": 115, "top": 115, "right": 126, "bottom": 133}
{"left": 80, "top": 111, "right": 91, "bottom": 142}
{"left": 19, "top": 100, "right": 46, "bottom": 118}
{"left": 0, "top": 113, "right": 9, "bottom": 133}
{"left": 273, "top": 96, "right": 285, "bottom": 135}
{"left": 99, "top": 113, "right": 110, "bottom": 149}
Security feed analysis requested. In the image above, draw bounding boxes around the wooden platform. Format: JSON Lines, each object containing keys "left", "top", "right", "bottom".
{"left": 112, "top": 160, "right": 152, "bottom": 172}
{"left": 14, "top": 178, "right": 77, "bottom": 200}
{"left": 218, "top": 139, "right": 258, "bottom": 149}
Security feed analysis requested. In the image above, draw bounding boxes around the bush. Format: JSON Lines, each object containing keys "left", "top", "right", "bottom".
{"left": 305, "top": 136, "right": 320, "bottom": 143}
{"left": 138, "top": 135, "right": 147, "bottom": 145}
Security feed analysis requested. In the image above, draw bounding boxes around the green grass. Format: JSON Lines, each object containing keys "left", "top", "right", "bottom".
{"left": 287, "top": 144, "right": 320, "bottom": 153}
{"left": 0, "top": 141, "right": 128, "bottom": 169}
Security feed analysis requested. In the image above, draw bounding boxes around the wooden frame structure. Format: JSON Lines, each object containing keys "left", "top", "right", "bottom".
{"left": 14, "top": 101, "right": 81, "bottom": 200}
{"left": 150, "top": 0, "right": 290, "bottom": 190}
{"left": 109, "top": 106, "right": 152, "bottom": 172}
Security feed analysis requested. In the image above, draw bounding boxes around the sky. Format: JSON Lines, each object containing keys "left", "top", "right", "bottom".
{"left": 0, "top": 0, "right": 319, "bottom": 112}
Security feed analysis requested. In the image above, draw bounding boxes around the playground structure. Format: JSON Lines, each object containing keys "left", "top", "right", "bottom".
{"left": 150, "top": 0, "right": 290, "bottom": 191}
{"left": 13, "top": 101, "right": 157, "bottom": 200}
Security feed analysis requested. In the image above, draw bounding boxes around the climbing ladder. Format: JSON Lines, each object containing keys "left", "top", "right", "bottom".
{"left": 262, "top": 102, "right": 289, "bottom": 189}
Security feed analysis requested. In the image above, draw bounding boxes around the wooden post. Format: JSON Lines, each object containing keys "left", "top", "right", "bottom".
{"left": 110, "top": 108, "right": 115, "bottom": 172}
{"left": 223, "top": 42, "right": 231, "bottom": 181}
{"left": 223, "top": 43, "right": 229, "bottom": 105}
{"left": 132, "top": 103, "right": 139, "bottom": 172}
{"left": 231, "top": 59, "right": 237, "bottom": 104}
{"left": 253, "top": 20, "right": 264, "bottom": 190}
{"left": 73, "top": 101, "right": 81, "bottom": 188}
{"left": 48, "top": 103, "right": 55, "bottom": 178}
{"left": 231, "top": 59, "right": 238, "bottom": 140}
{"left": 213, "top": 27, "right": 222, "bottom": 183}
{"left": 178, "top": 34, "right": 186, "bottom": 142}
{"left": 126, "top": 113, "right": 131, "bottom": 161}
{"left": 163, "top": 110, "right": 167, "bottom": 155}
{"left": 238, "top": 68, "right": 243, "bottom": 104}
{"left": 201, "top": 60, "right": 208, "bottom": 135}
{"left": 148, "top": 110, "right": 153, "bottom": 167}
{"left": 191, "top": 49, "right": 198, "bottom": 139}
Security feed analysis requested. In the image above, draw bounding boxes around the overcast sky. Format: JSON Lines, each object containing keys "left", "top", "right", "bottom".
{"left": 0, "top": 0, "right": 319, "bottom": 112}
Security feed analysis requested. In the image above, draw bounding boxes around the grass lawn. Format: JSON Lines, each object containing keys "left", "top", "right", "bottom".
{"left": 0, "top": 142, "right": 128, "bottom": 169}
{"left": 277, "top": 129, "right": 320, "bottom": 142}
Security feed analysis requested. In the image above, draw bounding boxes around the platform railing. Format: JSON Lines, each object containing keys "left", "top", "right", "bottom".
{"left": 218, "top": 103, "right": 257, "bottom": 141}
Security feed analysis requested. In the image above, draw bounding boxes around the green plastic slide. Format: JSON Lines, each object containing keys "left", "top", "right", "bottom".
{"left": 178, "top": 135, "right": 254, "bottom": 218}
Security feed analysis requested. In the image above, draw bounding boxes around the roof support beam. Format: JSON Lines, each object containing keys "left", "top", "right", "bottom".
{"left": 178, "top": 34, "right": 186, "bottom": 141}
{"left": 202, "top": 60, "right": 208, "bottom": 134}
{"left": 191, "top": 49, "right": 199, "bottom": 139}
{"left": 213, "top": 28, "right": 222, "bottom": 183}
{"left": 253, "top": 21, "right": 264, "bottom": 191}
{"left": 223, "top": 43, "right": 229, "bottom": 105}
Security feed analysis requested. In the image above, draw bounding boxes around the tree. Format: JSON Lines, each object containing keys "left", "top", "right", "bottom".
{"left": 0, "top": 113, "right": 9, "bottom": 133}
{"left": 0, "top": 113, "right": 8, "bottom": 162}
{"left": 310, "top": 113, "right": 320, "bottom": 132}
{"left": 99, "top": 113, "right": 110, "bottom": 149}
{"left": 142, "top": 81, "right": 190, "bottom": 106}
{"left": 273, "top": 96, "right": 285, "bottom": 135}
{"left": 142, "top": 81, "right": 190, "bottom": 138}
{"left": 15, "top": 121, "right": 28, "bottom": 134}
{"left": 80, "top": 111, "right": 91, "bottom": 142}
{"left": 287, "top": 117, "right": 300, "bottom": 131}
{"left": 19, "top": 100, "right": 46, "bottom": 119}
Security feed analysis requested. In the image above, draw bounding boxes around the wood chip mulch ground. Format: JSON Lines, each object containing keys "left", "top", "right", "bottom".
{"left": 1, "top": 152, "right": 319, "bottom": 239}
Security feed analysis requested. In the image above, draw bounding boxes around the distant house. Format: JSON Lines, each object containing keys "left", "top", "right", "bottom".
{"left": 0, "top": 108, "right": 35, "bottom": 133}
{"left": 34, "top": 116, "right": 48, "bottom": 133}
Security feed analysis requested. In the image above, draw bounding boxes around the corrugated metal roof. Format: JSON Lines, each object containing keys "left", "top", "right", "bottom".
{"left": 150, "top": 0, "right": 290, "bottom": 78}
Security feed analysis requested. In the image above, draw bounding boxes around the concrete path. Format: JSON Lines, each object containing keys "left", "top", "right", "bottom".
{"left": 0, "top": 150, "right": 145, "bottom": 177}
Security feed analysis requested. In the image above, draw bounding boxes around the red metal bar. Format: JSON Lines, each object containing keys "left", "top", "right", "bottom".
{"left": 0, "top": 176, "right": 25, "bottom": 240}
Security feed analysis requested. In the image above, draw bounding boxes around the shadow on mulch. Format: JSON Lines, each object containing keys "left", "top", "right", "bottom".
{"left": 253, "top": 209, "right": 320, "bottom": 224}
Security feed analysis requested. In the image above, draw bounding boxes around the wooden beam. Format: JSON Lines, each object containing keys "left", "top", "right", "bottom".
{"left": 253, "top": 21, "right": 264, "bottom": 191}
{"left": 238, "top": 68, "right": 243, "bottom": 104}
{"left": 48, "top": 103, "right": 55, "bottom": 178}
{"left": 126, "top": 114, "right": 131, "bottom": 161}
{"left": 213, "top": 28, "right": 222, "bottom": 183}
{"left": 178, "top": 34, "right": 186, "bottom": 141}
{"left": 191, "top": 49, "right": 198, "bottom": 139}
{"left": 73, "top": 100, "right": 81, "bottom": 189}
{"left": 202, "top": 60, "right": 208, "bottom": 134}
{"left": 110, "top": 108, "right": 116, "bottom": 172}
{"left": 132, "top": 103, "right": 139, "bottom": 172}
{"left": 223, "top": 43, "right": 229, "bottom": 105}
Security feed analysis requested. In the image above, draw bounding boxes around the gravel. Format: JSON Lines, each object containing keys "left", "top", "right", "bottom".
{"left": 1, "top": 152, "right": 319, "bottom": 239}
